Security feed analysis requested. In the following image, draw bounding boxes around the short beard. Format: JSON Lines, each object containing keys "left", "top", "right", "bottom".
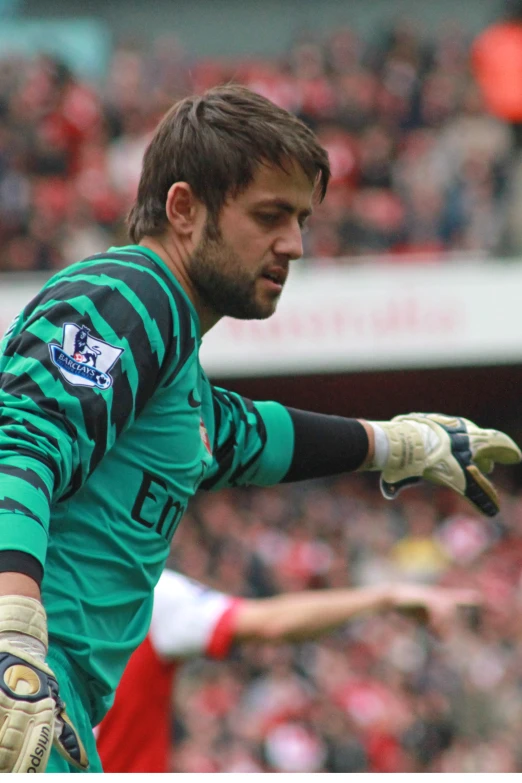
{"left": 188, "top": 219, "right": 276, "bottom": 320}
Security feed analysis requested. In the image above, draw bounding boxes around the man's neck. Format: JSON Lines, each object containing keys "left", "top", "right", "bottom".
{"left": 138, "top": 237, "right": 220, "bottom": 335}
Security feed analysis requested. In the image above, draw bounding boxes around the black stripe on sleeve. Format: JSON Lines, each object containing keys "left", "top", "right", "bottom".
{"left": 282, "top": 408, "right": 369, "bottom": 482}
{"left": 0, "top": 500, "right": 47, "bottom": 531}
{"left": 0, "top": 445, "right": 60, "bottom": 492}
{"left": 0, "top": 366, "right": 83, "bottom": 489}
{"left": 225, "top": 397, "right": 267, "bottom": 486}
{"left": 199, "top": 392, "right": 268, "bottom": 490}
{"left": 0, "top": 379, "right": 79, "bottom": 442}
{"left": 200, "top": 433, "right": 237, "bottom": 490}
{"left": 0, "top": 415, "right": 64, "bottom": 453}
{"left": 24, "top": 253, "right": 167, "bottom": 327}
{"left": 0, "top": 465, "right": 52, "bottom": 503}
{"left": 60, "top": 465, "right": 83, "bottom": 502}
{"left": 0, "top": 551, "right": 43, "bottom": 584}
{"left": 0, "top": 394, "right": 69, "bottom": 490}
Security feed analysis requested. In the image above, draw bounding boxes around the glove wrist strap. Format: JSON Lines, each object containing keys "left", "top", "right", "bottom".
{"left": 367, "top": 423, "right": 389, "bottom": 470}
{"left": 0, "top": 632, "right": 46, "bottom": 662}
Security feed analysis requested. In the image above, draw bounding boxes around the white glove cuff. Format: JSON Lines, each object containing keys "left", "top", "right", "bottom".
{"left": 368, "top": 423, "right": 390, "bottom": 469}
{"left": 0, "top": 632, "right": 46, "bottom": 663}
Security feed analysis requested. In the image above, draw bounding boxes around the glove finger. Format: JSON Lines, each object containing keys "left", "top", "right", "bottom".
{"left": 14, "top": 710, "right": 54, "bottom": 773}
{"left": 470, "top": 430, "right": 522, "bottom": 465}
{"left": 380, "top": 475, "right": 421, "bottom": 500}
{"left": 53, "top": 707, "right": 89, "bottom": 771}
{"left": 0, "top": 654, "right": 55, "bottom": 773}
{"left": 474, "top": 457, "right": 494, "bottom": 475}
{"left": 464, "top": 464, "right": 500, "bottom": 517}
{"left": 0, "top": 702, "right": 55, "bottom": 773}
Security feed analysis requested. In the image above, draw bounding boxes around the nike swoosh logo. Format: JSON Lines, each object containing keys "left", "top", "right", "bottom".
{"left": 188, "top": 389, "right": 201, "bottom": 408}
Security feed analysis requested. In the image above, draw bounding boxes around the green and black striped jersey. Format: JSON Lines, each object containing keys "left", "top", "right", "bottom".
{"left": 0, "top": 245, "right": 294, "bottom": 723}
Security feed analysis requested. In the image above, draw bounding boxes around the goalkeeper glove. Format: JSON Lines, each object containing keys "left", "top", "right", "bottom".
{"left": 0, "top": 595, "right": 88, "bottom": 773}
{"left": 369, "top": 413, "right": 521, "bottom": 517}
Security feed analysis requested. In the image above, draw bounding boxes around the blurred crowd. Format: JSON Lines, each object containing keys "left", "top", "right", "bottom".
{"left": 0, "top": 18, "right": 518, "bottom": 273}
{"left": 168, "top": 473, "right": 522, "bottom": 773}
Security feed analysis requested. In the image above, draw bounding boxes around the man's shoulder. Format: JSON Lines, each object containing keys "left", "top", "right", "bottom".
{"left": 52, "top": 246, "right": 168, "bottom": 285}
{"left": 42, "top": 246, "right": 195, "bottom": 326}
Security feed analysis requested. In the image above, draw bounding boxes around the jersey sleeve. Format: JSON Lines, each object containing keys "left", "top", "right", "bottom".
{"left": 0, "top": 253, "right": 187, "bottom": 567}
{"left": 149, "top": 570, "right": 241, "bottom": 660}
{"left": 200, "top": 387, "right": 295, "bottom": 491}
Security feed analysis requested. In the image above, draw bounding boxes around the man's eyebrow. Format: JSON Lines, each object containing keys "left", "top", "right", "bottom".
{"left": 254, "top": 198, "right": 312, "bottom": 218}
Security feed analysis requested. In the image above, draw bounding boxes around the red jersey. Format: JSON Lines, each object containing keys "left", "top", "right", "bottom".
{"left": 96, "top": 570, "right": 241, "bottom": 772}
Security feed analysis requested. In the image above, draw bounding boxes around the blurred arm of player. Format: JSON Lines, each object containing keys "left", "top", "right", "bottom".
{"left": 148, "top": 573, "right": 480, "bottom": 658}
{"left": 148, "top": 572, "right": 480, "bottom": 659}
{"left": 230, "top": 582, "right": 479, "bottom": 642}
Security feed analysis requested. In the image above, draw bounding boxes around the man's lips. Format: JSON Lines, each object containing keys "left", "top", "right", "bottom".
{"left": 260, "top": 266, "right": 288, "bottom": 287}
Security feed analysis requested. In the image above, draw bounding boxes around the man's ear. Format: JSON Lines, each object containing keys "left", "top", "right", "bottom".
{"left": 165, "top": 182, "right": 205, "bottom": 236}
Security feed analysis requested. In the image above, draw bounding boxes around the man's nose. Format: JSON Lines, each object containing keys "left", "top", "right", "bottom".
{"left": 273, "top": 220, "right": 304, "bottom": 261}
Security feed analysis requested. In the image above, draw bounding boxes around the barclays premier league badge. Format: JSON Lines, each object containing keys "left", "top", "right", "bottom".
{"left": 49, "top": 323, "right": 124, "bottom": 390}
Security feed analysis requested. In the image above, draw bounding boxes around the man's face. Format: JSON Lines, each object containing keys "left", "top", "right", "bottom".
{"left": 188, "top": 160, "right": 314, "bottom": 320}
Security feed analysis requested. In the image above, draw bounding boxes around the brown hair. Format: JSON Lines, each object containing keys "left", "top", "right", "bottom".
{"left": 127, "top": 84, "right": 330, "bottom": 242}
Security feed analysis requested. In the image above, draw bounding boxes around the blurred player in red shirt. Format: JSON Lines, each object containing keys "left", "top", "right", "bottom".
{"left": 96, "top": 569, "right": 478, "bottom": 772}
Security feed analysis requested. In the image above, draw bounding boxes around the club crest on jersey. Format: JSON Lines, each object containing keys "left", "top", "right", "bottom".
{"left": 49, "top": 323, "right": 124, "bottom": 390}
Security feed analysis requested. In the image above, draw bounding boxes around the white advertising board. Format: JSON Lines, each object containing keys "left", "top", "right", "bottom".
{"left": 200, "top": 261, "right": 522, "bottom": 376}
{"left": 0, "top": 275, "right": 49, "bottom": 336}
{"left": 1, "top": 262, "right": 521, "bottom": 376}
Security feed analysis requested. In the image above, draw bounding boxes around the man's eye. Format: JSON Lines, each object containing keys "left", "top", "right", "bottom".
{"left": 257, "top": 213, "right": 279, "bottom": 225}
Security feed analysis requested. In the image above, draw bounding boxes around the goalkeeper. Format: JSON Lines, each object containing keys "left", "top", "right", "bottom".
{"left": 0, "top": 84, "right": 519, "bottom": 774}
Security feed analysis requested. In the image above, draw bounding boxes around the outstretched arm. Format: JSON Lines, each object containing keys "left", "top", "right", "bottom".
{"left": 231, "top": 583, "right": 480, "bottom": 643}
{"left": 203, "top": 389, "right": 520, "bottom": 517}
{"left": 283, "top": 410, "right": 521, "bottom": 518}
